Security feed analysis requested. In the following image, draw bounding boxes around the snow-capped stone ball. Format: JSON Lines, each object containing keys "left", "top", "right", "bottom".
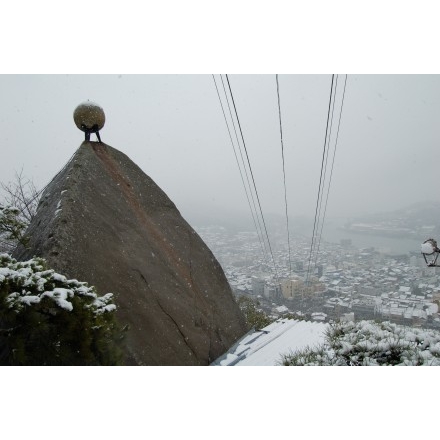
{"left": 73, "top": 101, "right": 105, "bottom": 133}
{"left": 422, "top": 239, "right": 438, "bottom": 255}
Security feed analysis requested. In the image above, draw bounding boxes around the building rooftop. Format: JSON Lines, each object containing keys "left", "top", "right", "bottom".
{"left": 211, "top": 319, "right": 328, "bottom": 366}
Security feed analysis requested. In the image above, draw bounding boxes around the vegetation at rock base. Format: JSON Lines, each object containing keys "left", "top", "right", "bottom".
{"left": 236, "top": 296, "right": 275, "bottom": 331}
{"left": 0, "top": 254, "right": 124, "bottom": 365}
{"left": 0, "top": 205, "right": 28, "bottom": 252}
{"left": 279, "top": 319, "right": 440, "bottom": 366}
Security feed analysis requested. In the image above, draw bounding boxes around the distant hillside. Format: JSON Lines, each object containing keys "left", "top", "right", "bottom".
{"left": 185, "top": 201, "right": 440, "bottom": 242}
{"left": 187, "top": 207, "right": 314, "bottom": 236}
{"left": 344, "top": 201, "right": 440, "bottom": 240}
{"left": 360, "top": 201, "right": 440, "bottom": 223}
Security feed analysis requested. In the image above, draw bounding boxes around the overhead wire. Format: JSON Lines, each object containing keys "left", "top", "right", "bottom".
{"left": 225, "top": 74, "right": 280, "bottom": 283}
{"left": 212, "top": 73, "right": 347, "bottom": 289}
{"left": 312, "top": 75, "right": 339, "bottom": 272}
{"left": 211, "top": 74, "right": 267, "bottom": 259}
{"left": 313, "top": 74, "right": 348, "bottom": 267}
{"left": 219, "top": 74, "right": 269, "bottom": 261}
{"left": 275, "top": 74, "right": 293, "bottom": 277}
{"left": 305, "top": 74, "right": 335, "bottom": 285}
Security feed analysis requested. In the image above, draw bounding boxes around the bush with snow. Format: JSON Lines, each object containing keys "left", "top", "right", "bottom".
{"left": 279, "top": 320, "right": 440, "bottom": 366}
{"left": 0, "top": 254, "right": 123, "bottom": 365}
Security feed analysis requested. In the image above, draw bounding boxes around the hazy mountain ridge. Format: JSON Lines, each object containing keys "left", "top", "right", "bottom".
{"left": 344, "top": 201, "right": 440, "bottom": 240}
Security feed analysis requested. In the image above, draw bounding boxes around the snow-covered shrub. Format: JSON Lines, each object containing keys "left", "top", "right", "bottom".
{"left": 0, "top": 254, "right": 123, "bottom": 365}
{"left": 279, "top": 320, "right": 440, "bottom": 366}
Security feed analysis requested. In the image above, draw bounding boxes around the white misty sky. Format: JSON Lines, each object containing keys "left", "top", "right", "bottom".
{"left": 0, "top": 74, "right": 439, "bottom": 224}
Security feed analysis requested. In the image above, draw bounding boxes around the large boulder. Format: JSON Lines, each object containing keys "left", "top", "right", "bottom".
{"left": 14, "top": 142, "right": 247, "bottom": 365}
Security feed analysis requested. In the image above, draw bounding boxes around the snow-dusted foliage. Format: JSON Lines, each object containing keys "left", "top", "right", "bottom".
{"left": 1, "top": 254, "right": 116, "bottom": 314}
{"left": 279, "top": 320, "right": 440, "bottom": 366}
{"left": 0, "top": 254, "right": 122, "bottom": 365}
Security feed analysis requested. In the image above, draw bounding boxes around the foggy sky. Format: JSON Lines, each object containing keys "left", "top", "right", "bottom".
{"left": 1, "top": 74, "right": 439, "bottom": 227}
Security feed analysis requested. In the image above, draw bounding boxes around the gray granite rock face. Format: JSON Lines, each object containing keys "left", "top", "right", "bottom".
{"left": 14, "top": 142, "right": 247, "bottom": 365}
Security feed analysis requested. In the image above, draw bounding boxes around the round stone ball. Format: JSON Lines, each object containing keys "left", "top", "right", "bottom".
{"left": 73, "top": 101, "right": 105, "bottom": 132}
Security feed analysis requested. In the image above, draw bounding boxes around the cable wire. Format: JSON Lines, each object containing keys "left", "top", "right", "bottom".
{"left": 305, "top": 74, "right": 335, "bottom": 285}
{"left": 211, "top": 74, "right": 267, "bottom": 259}
{"left": 313, "top": 74, "right": 348, "bottom": 266}
{"left": 276, "top": 74, "right": 293, "bottom": 277}
{"left": 219, "top": 75, "right": 269, "bottom": 261}
{"left": 312, "top": 75, "right": 339, "bottom": 271}
{"left": 226, "top": 74, "right": 280, "bottom": 283}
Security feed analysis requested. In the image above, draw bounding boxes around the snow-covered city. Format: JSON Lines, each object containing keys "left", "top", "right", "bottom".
{"left": 197, "top": 224, "right": 440, "bottom": 331}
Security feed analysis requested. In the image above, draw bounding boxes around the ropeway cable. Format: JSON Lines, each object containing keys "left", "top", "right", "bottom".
{"left": 275, "top": 74, "right": 293, "bottom": 277}
{"left": 226, "top": 74, "right": 280, "bottom": 284}
{"left": 305, "top": 74, "right": 335, "bottom": 285}
{"left": 312, "top": 74, "right": 348, "bottom": 271}
{"left": 211, "top": 74, "right": 267, "bottom": 260}
{"left": 219, "top": 74, "right": 270, "bottom": 261}
{"left": 312, "top": 74, "right": 339, "bottom": 272}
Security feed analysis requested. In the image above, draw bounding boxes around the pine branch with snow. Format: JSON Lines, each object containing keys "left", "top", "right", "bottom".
{"left": 0, "top": 254, "right": 124, "bottom": 365}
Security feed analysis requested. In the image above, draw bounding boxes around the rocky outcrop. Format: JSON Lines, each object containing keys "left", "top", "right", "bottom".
{"left": 14, "top": 141, "right": 247, "bottom": 365}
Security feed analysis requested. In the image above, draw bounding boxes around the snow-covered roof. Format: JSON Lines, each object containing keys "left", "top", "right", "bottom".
{"left": 211, "top": 319, "right": 328, "bottom": 366}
